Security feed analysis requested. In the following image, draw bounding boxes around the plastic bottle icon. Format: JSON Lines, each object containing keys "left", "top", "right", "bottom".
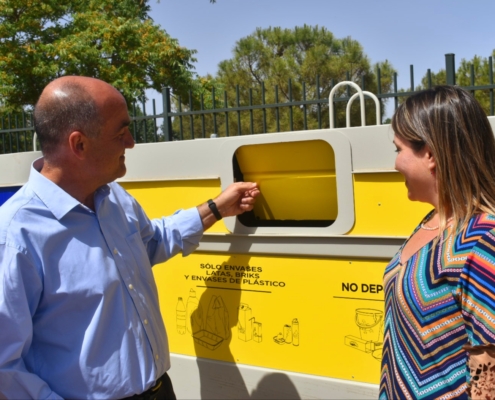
{"left": 176, "top": 297, "right": 186, "bottom": 335}
{"left": 186, "top": 288, "right": 201, "bottom": 335}
{"left": 292, "top": 318, "right": 299, "bottom": 346}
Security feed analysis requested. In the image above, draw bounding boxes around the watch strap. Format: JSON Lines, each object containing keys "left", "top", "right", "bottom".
{"left": 207, "top": 199, "right": 222, "bottom": 220}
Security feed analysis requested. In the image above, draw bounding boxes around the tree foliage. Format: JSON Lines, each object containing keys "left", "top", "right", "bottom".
{"left": 0, "top": 0, "right": 196, "bottom": 111}
{"left": 172, "top": 25, "right": 396, "bottom": 138}
{"left": 417, "top": 51, "right": 495, "bottom": 115}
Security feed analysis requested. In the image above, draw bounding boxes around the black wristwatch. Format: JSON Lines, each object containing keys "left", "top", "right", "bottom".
{"left": 207, "top": 199, "right": 222, "bottom": 220}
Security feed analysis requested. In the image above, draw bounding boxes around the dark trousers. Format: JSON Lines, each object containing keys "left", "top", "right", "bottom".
{"left": 122, "top": 373, "right": 176, "bottom": 400}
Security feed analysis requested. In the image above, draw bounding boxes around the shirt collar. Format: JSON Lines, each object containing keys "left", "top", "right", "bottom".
{"left": 28, "top": 157, "right": 109, "bottom": 220}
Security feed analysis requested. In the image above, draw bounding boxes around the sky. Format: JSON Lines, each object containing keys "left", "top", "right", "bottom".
{"left": 146, "top": 0, "right": 495, "bottom": 118}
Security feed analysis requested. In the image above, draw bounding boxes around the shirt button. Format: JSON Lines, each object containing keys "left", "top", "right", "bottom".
{"left": 113, "top": 248, "right": 118, "bottom": 255}
{"left": 144, "top": 319, "right": 148, "bottom": 325}
{"left": 155, "top": 355, "right": 159, "bottom": 360}
{"left": 128, "top": 284, "right": 134, "bottom": 290}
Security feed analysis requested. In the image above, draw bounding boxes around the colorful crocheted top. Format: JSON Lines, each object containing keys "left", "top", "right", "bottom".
{"left": 380, "top": 212, "right": 495, "bottom": 399}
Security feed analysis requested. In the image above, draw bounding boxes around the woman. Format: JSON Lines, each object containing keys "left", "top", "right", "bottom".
{"left": 380, "top": 86, "right": 495, "bottom": 399}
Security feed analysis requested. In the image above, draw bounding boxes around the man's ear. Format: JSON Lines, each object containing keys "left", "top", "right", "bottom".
{"left": 68, "top": 131, "right": 88, "bottom": 160}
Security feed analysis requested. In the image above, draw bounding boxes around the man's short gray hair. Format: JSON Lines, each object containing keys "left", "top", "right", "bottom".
{"left": 34, "top": 81, "right": 102, "bottom": 157}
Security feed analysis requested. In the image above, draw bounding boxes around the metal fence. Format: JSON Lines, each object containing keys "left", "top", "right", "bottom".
{"left": 0, "top": 96, "right": 165, "bottom": 154}
{"left": 1, "top": 53, "right": 494, "bottom": 154}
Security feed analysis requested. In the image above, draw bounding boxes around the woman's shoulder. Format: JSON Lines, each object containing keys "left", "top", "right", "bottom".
{"left": 458, "top": 213, "right": 495, "bottom": 243}
{"left": 467, "top": 213, "right": 495, "bottom": 229}
{"left": 442, "top": 214, "right": 495, "bottom": 264}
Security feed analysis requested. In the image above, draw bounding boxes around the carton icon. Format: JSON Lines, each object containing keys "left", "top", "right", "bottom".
{"left": 238, "top": 303, "right": 253, "bottom": 342}
{"left": 253, "top": 321, "right": 262, "bottom": 343}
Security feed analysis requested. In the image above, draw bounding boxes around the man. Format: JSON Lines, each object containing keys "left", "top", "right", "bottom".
{"left": 0, "top": 76, "right": 260, "bottom": 399}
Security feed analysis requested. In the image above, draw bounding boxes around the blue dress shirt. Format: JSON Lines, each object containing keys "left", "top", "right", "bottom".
{"left": 0, "top": 158, "right": 204, "bottom": 399}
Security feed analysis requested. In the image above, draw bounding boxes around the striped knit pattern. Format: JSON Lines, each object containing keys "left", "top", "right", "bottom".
{"left": 380, "top": 213, "right": 495, "bottom": 399}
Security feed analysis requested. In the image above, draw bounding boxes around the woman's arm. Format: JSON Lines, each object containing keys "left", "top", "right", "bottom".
{"left": 458, "top": 229, "right": 495, "bottom": 398}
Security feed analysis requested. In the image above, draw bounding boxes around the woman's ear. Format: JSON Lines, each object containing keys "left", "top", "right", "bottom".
{"left": 425, "top": 144, "right": 436, "bottom": 174}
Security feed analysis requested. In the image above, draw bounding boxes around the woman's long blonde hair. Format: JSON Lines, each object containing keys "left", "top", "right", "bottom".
{"left": 392, "top": 85, "right": 495, "bottom": 234}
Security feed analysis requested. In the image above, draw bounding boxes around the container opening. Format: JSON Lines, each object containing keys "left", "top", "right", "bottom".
{"left": 233, "top": 140, "right": 338, "bottom": 228}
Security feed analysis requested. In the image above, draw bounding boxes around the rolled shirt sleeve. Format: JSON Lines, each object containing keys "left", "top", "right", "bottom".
{"left": 147, "top": 208, "right": 203, "bottom": 265}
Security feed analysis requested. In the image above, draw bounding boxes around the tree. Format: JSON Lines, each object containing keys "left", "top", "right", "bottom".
{"left": 416, "top": 51, "right": 495, "bottom": 114}
{"left": 172, "top": 25, "right": 396, "bottom": 138}
{"left": 0, "top": 0, "right": 197, "bottom": 111}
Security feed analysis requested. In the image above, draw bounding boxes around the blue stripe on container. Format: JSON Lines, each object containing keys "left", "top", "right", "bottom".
{"left": 0, "top": 187, "right": 21, "bottom": 206}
